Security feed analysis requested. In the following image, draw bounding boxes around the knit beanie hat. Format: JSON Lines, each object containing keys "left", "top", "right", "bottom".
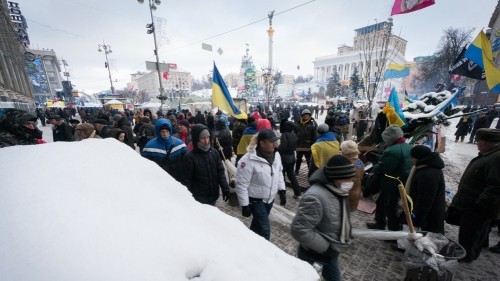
{"left": 199, "top": 128, "right": 210, "bottom": 139}
{"left": 382, "top": 125, "right": 404, "bottom": 145}
{"left": 317, "top": 124, "right": 329, "bottom": 134}
{"left": 257, "top": 118, "right": 271, "bottom": 131}
{"left": 113, "top": 114, "right": 122, "bottom": 122}
{"left": 323, "top": 155, "right": 356, "bottom": 181}
{"left": 340, "top": 140, "right": 359, "bottom": 157}
{"left": 410, "top": 145, "right": 432, "bottom": 160}
{"left": 178, "top": 120, "right": 190, "bottom": 128}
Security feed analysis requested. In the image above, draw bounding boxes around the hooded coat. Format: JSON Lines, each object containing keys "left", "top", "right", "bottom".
{"left": 142, "top": 118, "right": 187, "bottom": 182}
{"left": 212, "top": 119, "right": 232, "bottom": 160}
{"left": 409, "top": 152, "right": 446, "bottom": 234}
{"left": 278, "top": 121, "right": 298, "bottom": 164}
{"left": 114, "top": 116, "right": 135, "bottom": 149}
{"left": 0, "top": 109, "right": 43, "bottom": 148}
{"left": 181, "top": 124, "right": 229, "bottom": 204}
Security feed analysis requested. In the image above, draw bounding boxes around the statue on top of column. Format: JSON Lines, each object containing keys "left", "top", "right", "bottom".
{"left": 268, "top": 10, "right": 274, "bottom": 26}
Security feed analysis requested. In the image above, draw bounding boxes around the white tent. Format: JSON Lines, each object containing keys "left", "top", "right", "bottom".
{"left": 104, "top": 99, "right": 123, "bottom": 105}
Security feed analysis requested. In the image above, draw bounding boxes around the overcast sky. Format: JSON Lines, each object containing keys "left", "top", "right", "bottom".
{"left": 19, "top": 0, "right": 497, "bottom": 94}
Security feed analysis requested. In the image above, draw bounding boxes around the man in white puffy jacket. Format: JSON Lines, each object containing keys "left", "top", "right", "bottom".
{"left": 236, "top": 129, "right": 286, "bottom": 240}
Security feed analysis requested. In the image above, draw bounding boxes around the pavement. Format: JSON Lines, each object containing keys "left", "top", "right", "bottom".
{"left": 38, "top": 115, "right": 500, "bottom": 280}
{"left": 215, "top": 162, "right": 500, "bottom": 281}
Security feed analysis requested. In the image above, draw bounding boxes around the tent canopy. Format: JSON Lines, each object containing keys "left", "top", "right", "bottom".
{"left": 104, "top": 99, "right": 123, "bottom": 105}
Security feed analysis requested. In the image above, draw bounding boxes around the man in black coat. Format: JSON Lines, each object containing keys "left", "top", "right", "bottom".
{"left": 49, "top": 115, "right": 74, "bottom": 142}
{"left": 181, "top": 124, "right": 230, "bottom": 206}
{"left": 468, "top": 112, "right": 489, "bottom": 143}
{"left": 278, "top": 121, "right": 301, "bottom": 198}
{"left": 0, "top": 109, "right": 44, "bottom": 148}
{"left": 450, "top": 128, "right": 500, "bottom": 263}
{"left": 407, "top": 145, "right": 446, "bottom": 234}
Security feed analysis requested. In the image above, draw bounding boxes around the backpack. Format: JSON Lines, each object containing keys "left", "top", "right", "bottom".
{"left": 338, "top": 115, "right": 349, "bottom": 125}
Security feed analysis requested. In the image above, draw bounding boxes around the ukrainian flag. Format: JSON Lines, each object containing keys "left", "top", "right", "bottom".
{"left": 211, "top": 63, "right": 247, "bottom": 119}
{"left": 383, "top": 63, "right": 410, "bottom": 79}
{"left": 382, "top": 87, "right": 406, "bottom": 127}
{"left": 464, "top": 31, "right": 500, "bottom": 93}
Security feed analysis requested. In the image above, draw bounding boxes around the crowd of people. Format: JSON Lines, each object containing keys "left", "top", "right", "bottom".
{"left": 1, "top": 103, "right": 500, "bottom": 281}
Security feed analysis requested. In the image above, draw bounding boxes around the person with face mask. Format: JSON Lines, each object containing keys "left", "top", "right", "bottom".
{"left": 291, "top": 155, "right": 356, "bottom": 281}
{"left": 0, "top": 109, "right": 46, "bottom": 148}
{"left": 366, "top": 125, "right": 412, "bottom": 231}
{"left": 181, "top": 124, "right": 230, "bottom": 206}
{"left": 142, "top": 118, "right": 187, "bottom": 182}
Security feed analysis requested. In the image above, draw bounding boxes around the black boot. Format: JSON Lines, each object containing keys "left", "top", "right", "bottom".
{"left": 366, "top": 222, "right": 386, "bottom": 230}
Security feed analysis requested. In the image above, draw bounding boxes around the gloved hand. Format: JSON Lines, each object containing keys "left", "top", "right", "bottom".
{"left": 279, "top": 190, "right": 286, "bottom": 206}
{"left": 242, "top": 205, "right": 252, "bottom": 217}
{"left": 222, "top": 190, "right": 229, "bottom": 202}
{"left": 323, "top": 247, "right": 338, "bottom": 258}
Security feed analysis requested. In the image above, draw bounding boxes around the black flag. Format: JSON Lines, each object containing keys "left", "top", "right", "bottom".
{"left": 449, "top": 47, "right": 485, "bottom": 80}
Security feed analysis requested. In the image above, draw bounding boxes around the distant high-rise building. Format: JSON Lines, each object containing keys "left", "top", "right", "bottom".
{"left": 25, "top": 48, "right": 64, "bottom": 104}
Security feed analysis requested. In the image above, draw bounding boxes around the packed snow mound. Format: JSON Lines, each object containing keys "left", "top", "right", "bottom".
{"left": 0, "top": 139, "right": 318, "bottom": 281}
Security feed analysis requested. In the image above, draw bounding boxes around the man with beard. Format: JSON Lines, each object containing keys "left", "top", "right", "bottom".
{"left": 181, "top": 124, "right": 229, "bottom": 206}
{"left": 236, "top": 129, "right": 286, "bottom": 240}
{"left": 0, "top": 109, "right": 46, "bottom": 148}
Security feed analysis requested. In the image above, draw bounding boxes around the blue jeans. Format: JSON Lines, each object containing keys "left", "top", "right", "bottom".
{"left": 249, "top": 198, "right": 273, "bottom": 240}
{"left": 297, "top": 246, "right": 341, "bottom": 281}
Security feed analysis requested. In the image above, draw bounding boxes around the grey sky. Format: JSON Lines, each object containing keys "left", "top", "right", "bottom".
{"left": 19, "top": 0, "right": 497, "bottom": 94}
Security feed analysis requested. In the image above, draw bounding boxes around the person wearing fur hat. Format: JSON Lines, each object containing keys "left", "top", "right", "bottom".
{"left": 236, "top": 129, "right": 286, "bottom": 240}
{"left": 366, "top": 125, "right": 412, "bottom": 231}
{"left": 181, "top": 124, "right": 230, "bottom": 206}
{"left": 142, "top": 119, "right": 187, "bottom": 182}
{"left": 75, "top": 123, "right": 102, "bottom": 140}
{"left": 0, "top": 109, "right": 46, "bottom": 148}
{"left": 309, "top": 124, "right": 340, "bottom": 178}
{"left": 449, "top": 128, "right": 500, "bottom": 262}
{"left": 405, "top": 145, "right": 445, "bottom": 234}
{"left": 340, "top": 140, "right": 365, "bottom": 211}
{"left": 291, "top": 155, "right": 356, "bottom": 281}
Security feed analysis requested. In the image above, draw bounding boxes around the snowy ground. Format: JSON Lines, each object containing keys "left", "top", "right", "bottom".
{"left": 0, "top": 140, "right": 318, "bottom": 281}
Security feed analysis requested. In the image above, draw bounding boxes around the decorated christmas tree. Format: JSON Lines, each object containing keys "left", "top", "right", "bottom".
{"left": 237, "top": 44, "right": 258, "bottom": 97}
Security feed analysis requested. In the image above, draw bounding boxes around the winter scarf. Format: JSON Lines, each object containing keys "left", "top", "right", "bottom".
{"left": 324, "top": 183, "right": 352, "bottom": 244}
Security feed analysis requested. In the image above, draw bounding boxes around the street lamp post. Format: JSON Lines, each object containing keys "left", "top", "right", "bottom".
{"left": 97, "top": 42, "right": 115, "bottom": 94}
{"left": 137, "top": 0, "right": 165, "bottom": 114}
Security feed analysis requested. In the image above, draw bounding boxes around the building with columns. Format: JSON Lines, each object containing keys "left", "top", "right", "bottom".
{"left": 313, "top": 21, "right": 407, "bottom": 86}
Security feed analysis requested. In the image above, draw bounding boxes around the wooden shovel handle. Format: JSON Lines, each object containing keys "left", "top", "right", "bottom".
{"left": 398, "top": 183, "right": 415, "bottom": 234}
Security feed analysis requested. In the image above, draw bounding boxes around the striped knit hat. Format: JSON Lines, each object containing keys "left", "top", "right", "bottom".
{"left": 323, "top": 155, "right": 356, "bottom": 181}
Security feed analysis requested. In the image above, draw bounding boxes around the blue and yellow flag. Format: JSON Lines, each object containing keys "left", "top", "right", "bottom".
{"left": 383, "top": 63, "right": 410, "bottom": 79}
{"left": 464, "top": 31, "right": 500, "bottom": 93}
{"left": 382, "top": 87, "right": 406, "bottom": 127}
{"left": 212, "top": 63, "right": 247, "bottom": 119}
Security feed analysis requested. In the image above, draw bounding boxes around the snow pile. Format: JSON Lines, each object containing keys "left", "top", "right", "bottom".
{"left": 0, "top": 139, "right": 318, "bottom": 281}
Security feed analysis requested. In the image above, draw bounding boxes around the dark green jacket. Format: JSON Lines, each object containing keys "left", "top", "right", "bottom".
{"left": 373, "top": 142, "right": 412, "bottom": 193}
{"left": 295, "top": 118, "right": 317, "bottom": 149}
{"left": 451, "top": 146, "right": 500, "bottom": 220}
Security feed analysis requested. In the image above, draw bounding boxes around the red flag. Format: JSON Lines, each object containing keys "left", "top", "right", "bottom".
{"left": 163, "top": 72, "right": 169, "bottom": 80}
{"left": 391, "top": 0, "right": 435, "bottom": 16}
